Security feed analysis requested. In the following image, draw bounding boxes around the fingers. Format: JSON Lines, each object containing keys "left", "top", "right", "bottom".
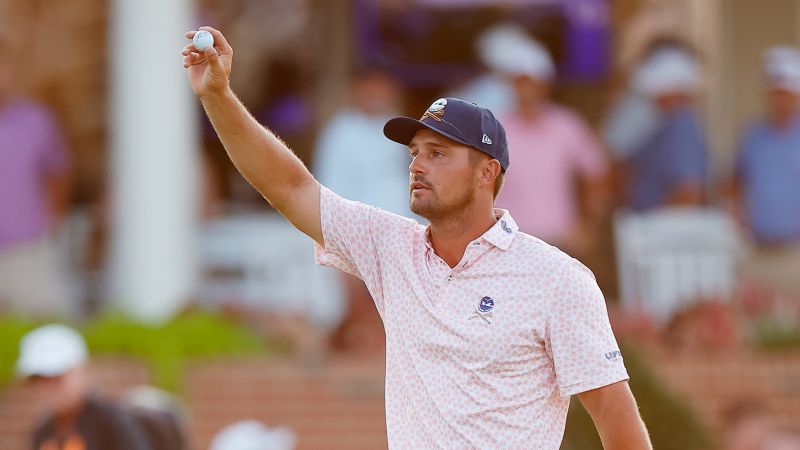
{"left": 204, "top": 46, "right": 223, "bottom": 71}
{"left": 199, "top": 26, "right": 233, "bottom": 54}
{"left": 181, "top": 50, "right": 206, "bottom": 68}
{"left": 185, "top": 30, "right": 197, "bottom": 39}
{"left": 180, "top": 42, "right": 206, "bottom": 67}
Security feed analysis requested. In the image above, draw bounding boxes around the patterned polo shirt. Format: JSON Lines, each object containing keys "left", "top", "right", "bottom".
{"left": 314, "top": 186, "right": 628, "bottom": 449}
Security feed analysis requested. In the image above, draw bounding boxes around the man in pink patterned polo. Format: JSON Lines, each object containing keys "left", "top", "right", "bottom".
{"left": 181, "top": 26, "right": 651, "bottom": 449}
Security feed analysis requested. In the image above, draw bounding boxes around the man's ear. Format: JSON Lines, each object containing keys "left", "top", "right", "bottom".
{"left": 480, "top": 158, "right": 502, "bottom": 187}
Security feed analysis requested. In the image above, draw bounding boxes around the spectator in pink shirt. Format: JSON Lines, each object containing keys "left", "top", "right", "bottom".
{"left": 0, "top": 39, "right": 72, "bottom": 317}
{"left": 494, "top": 37, "right": 610, "bottom": 253}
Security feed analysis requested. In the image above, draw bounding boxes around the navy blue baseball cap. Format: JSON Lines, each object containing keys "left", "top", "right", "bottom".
{"left": 383, "top": 97, "right": 510, "bottom": 171}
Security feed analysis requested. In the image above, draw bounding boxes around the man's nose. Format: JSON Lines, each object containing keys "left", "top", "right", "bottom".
{"left": 409, "top": 153, "right": 426, "bottom": 174}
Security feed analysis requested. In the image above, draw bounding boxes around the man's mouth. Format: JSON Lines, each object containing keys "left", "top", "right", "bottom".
{"left": 410, "top": 182, "right": 431, "bottom": 192}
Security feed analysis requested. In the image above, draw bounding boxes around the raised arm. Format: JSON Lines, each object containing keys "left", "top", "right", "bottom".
{"left": 181, "top": 26, "right": 322, "bottom": 244}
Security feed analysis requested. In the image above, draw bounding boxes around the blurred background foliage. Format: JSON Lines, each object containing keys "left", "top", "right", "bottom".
{"left": 0, "top": 311, "right": 286, "bottom": 391}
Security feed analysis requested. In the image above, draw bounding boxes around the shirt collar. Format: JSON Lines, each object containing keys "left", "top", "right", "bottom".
{"left": 482, "top": 209, "right": 518, "bottom": 250}
{"left": 422, "top": 209, "right": 518, "bottom": 252}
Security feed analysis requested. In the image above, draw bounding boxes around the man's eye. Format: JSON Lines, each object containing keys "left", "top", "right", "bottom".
{"left": 433, "top": 151, "right": 445, "bottom": 157}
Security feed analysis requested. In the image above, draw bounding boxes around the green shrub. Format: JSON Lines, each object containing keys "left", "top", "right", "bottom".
{"left": 561, "top": 342, "right": 714, "bottom": 449}
{"left": 0, "top": 317, "right": 41, "bottom": 386}
{"left": 751, "top": 318, "right": 800, "bottom": 352}
{"left": 0, "top": 311, "right": 284, "bottom": 391}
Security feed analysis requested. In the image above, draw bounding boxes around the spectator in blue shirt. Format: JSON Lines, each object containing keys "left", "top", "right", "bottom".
{"left": 733, "top": 47, "right": 800, "bottom": 246}
{"left": 732, "top": 46, "right": 800, "bottom": 297}
{"left": 622, "top": 46, "right": 710, "bottom": 212}
{"left": 313, "top": 66, "right": 411, "bottom": 217}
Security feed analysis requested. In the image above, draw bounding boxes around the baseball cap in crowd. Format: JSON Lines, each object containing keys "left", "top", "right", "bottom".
{"left": 383, "top": 97, "right": 510, "bottom": 171}
{"left": 210, "top": 420, "right": 296, "bottom": 450}
{"left": 763, "top": 46, "right": 800, "bottom": 93}
{"left": 15, "top": 324, "right": 88, "bottom": 378}
{"left": 477, "top": 24, "right": 555, "bottom": 80}
{"left": 632, "top": 47, "right": 700, "bottom": 96}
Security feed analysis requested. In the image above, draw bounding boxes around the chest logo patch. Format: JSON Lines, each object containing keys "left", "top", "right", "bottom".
{"left": 478, "top": 296, "right": 494, "bottom": 313}
{"left": 470, "top": 296, "right": 495, "bottom": 324}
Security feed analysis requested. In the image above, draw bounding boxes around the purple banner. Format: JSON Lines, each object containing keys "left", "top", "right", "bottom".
{"left": 562, "top": 0, "right": 610, "bottom": 80}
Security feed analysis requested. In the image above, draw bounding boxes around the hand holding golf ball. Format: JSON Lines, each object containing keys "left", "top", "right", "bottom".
{"left": 181, "top": 27, "right": 233, "bottom": 97}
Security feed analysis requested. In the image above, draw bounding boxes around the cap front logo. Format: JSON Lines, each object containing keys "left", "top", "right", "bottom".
{"left": 429, "top": 98, "right": 447, "bottom": 112}
{"left": 421, "top": 98, "right": 447, "bottom": 122}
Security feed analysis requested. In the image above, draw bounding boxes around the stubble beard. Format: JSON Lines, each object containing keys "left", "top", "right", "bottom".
{"left": 410, "top": 184, "right": 475, "bottom": 222}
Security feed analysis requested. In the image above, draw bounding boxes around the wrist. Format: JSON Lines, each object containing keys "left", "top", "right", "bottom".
{"left": 199, "top": 85, "right": 235, "bottom": 103}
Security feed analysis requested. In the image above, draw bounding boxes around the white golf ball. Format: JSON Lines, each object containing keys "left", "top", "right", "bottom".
{"left": 193, "top": 30, "right": 214, "bottom": 51}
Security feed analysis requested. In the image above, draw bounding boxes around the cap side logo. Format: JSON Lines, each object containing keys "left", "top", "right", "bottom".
{"left": 421, "top": 98, "right": 446, "bottom": 122}
{"left": 482, "top": 133, "right": 492, "bottom": 145}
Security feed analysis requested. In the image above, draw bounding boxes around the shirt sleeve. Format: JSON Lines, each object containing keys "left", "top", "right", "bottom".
{"left": 546, "top": 258, "right": 629, "bottom": 397}
{"left": 314, "top": 186, "right": 418, "bottom": 314}
{"left": 566, "top": 112, "right": 608, "bottom": 180}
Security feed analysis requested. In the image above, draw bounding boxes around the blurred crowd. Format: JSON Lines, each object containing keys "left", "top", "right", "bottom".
{"left": 13, "top": 323, "right": 295, "bottom": 450}
{"left": 5, "top": 21, "right": 800, "bottom": 334}
{"left": 4, "top": 0, "right": 800, "bottom": 448}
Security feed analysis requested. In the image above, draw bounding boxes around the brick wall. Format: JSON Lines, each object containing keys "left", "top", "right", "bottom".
{"left": 654, "top": 351, "right": 800, "bottom": 433}
{"left": 187, "top": 356, "right": 388, "bottom": 450}
{"left": 0, "top": 356, "right": 388, "bottom": 450}
{"left": 3, "top": 351, "right": 799, "bottom": 449}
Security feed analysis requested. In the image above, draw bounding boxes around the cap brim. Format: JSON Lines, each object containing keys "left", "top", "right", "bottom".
{"left": 383, "top": 117, "right": 473, "bottom": 149}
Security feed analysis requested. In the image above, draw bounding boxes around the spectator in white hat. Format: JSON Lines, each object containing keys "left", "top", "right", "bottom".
{"left": 731, "top": 46, "right": 800, "bottom": 298}
{"left": 490, "top": 34, "right": 610, "bottom": 255}
{"left": 619, "top": 43, "right": 710, "bottom": 212}
{"left": 447, "top": 23, "right": 531, "bottom": 112}
{"left": 16, "top": 324, "right": 153, "bottom": 450}
{"left": 210, "top": 420, "right": 296, "bottom": 450}
{"left": 602, "top": 39, "right": 681, "bottom": 161}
